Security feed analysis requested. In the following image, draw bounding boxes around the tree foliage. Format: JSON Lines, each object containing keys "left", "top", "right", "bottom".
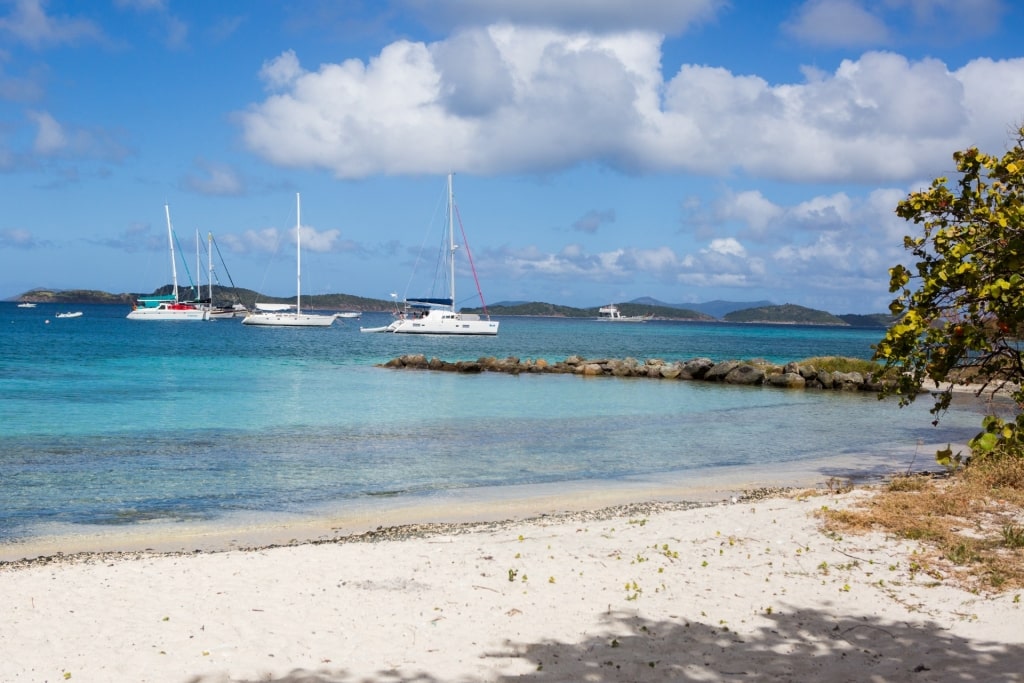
{"left": 874, "top": 127, "right": 1024, "bottom": 464}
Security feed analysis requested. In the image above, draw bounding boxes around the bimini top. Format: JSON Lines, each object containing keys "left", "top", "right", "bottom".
{"left": 406, "top": 297, "right": 453, "bottom": 307}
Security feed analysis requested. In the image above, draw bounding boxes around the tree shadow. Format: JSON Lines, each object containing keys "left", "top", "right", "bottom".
{"left": 194, "top": 605, "right": 1023, "bottom": 682}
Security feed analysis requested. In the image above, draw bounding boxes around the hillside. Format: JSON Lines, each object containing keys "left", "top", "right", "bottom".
{"left": 629, "top": 297, "right": 774, "bottom": 318}
{"left": 9, "top": 288, "right": 893, "bottom": 325}
{"left": 723, "top": 303, "right": 847, "bottom": 325}
{"left": 462, "top": 301, "right": 713, "bottom": 320}
{"left": 10, "top": 286, "right": 396, "bottom": 311}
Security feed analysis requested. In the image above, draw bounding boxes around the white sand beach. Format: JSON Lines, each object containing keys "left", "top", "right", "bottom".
{"left": 2, "top": 487, "right": 1022, "bottom": 683}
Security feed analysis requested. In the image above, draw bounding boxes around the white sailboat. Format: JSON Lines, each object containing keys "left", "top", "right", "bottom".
{"left": 127, "top": 205, "right": 209, "bottom": 321}
{"left": 361, "top": 173, "right": 498, "bottom": 335}
{"left": 242, "top": 193, "right": 335, "bottom": 327}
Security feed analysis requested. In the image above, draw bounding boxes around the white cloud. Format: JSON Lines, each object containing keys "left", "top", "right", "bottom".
{"left": 26, "top": 109, "right": 129, "bottom": 161}
{"left": 296, "top": 226, "right": 340, "bottom": 253}
{"left": 181, "top": 160, "right": 245, "bottom": 196}
{"left": 404, "top": 0, "right": 727, "bottom": 35}
{"left": 712, "top": 190, "right": 784, "bottom": 234}
{"left": 0, "top": 0, "right": 104, "bottom": 49}
{"left": 705, "top": 237, "right": 746, "bottom": 257}
{"left": 238, "top": 28, "right": 1024, "bottom": 184}
{"left": 783, "top": 0, "right": 889, "bottom": 47}
{"left": 572, "top": 208, "right": 615, "bottom": 234}
{"left": 1, "top": 227, "right": 36, "bottom": 248}
{"left": 28, "top": 109, "right": 65, "bottom": 154}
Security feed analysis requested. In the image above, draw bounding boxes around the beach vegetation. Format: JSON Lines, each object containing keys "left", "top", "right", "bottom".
{"left": 818, "top": 468, "right": 1024, "bottom": 592}
{"left": 874, "top": 127, "right": 1024, "bottom": 468}
{"left": 800, "top": 356, "right": 887, "bottom": 376}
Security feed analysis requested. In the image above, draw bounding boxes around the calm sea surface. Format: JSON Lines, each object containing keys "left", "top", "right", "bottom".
{"left": 0, "top": 302, "right": 992, "bottom": 545}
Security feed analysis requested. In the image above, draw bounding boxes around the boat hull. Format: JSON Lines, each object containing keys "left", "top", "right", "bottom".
{"left": 127, "top": 306, "right": 208, "bottom": 321}
{"left": 361, "top": 313, "right": 498, "bottom": 335}
{"left": 242, "top": 312, "right": 335, "bottom": 327}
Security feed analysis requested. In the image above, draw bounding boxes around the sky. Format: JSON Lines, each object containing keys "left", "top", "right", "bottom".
{"left": 2, "top": 0, "right": 1024, "bottom": 314}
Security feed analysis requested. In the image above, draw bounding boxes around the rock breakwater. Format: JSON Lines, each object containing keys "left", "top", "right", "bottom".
{"left": 380, "top": 354, "right": 890, "bottom": 392}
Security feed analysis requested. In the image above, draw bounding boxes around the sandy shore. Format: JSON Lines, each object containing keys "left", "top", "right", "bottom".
{"left": 2, "top": 487, "right": 1022, "bottom": 683}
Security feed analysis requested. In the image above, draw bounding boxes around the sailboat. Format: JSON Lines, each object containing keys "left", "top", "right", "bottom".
{"left": 361, "top": 173, "right": 498, "bottom": 335}
{"left": 126, "top": 205, "right": 209, "bottom": 321}
{"left": 242, "top": 193, "right": 335, "bottom": 327}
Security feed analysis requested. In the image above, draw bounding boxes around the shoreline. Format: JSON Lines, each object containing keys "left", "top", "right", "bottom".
{"left": 2, "top": 484, "right": 1020, "bottom": 682}
{"left": 0, "top": 446, "right": 949, "bottom": 564}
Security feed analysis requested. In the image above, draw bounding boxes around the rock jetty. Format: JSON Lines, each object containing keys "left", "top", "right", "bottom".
{"left": 379, "top": 354, "right": 889, "bottom": 392}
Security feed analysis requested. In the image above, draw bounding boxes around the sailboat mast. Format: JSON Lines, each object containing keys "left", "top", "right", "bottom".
{"left": 195, "top": 228, "right": 201, "bottom": 301}
{"left": 447, "top": 173, "right": 456, "bottom": 313}
{"left": 207, "top": 232, "right": 214, "bottom": 302}
{"left": 165, "top": 204, "right": 179, "bottom": 302}
{"left": 296, "top": 192, "right": 302, "bottom": 314}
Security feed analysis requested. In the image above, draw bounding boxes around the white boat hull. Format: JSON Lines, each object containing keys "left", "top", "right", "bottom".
{"left": 242, "top": 312, "right": 335, "bottom": 327}
{"left": 361, "top": 309, "right": 498, "bottom": 335}
{"left": 127, "top": 306, "right": 208, "bottom": 321}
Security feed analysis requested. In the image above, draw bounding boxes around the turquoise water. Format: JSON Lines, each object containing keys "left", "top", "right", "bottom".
{"left": 0, "top": 302, "right": 989, "bottom": 542}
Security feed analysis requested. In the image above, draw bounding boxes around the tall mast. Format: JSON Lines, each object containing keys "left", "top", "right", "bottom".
{"left": 207, "top": 232, "right": 214, "bottom": 302}
{"left": 296, "top": 192, "right": 302, "bottom": 314}
{"left": 195, "top": 228, "right": 201, "bottom": 301}
{"left": 165, "top": 204, "right": 179, "bottom": 302}
{"left": 447, "top": 173, "right": 456, "bottom": 313}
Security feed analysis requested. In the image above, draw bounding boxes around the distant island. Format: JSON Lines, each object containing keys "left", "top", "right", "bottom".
{"left": 7, "top": 287, "right": 896, "bottom": 328}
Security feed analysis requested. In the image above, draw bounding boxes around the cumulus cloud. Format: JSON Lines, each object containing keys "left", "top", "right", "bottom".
{"left": 237, "top": 26, "right": 1024, "bottom": 184}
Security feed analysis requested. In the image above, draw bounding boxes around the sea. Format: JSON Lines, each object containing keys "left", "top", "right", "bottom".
{"left": 0, "top": 302, "right": 999, "bottom": 553}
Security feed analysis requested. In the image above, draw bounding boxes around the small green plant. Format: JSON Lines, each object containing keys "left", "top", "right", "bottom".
{"left": 947, "top": 542, "right": 980, "bottom": 566}
{"left": 1002, "top": 525, "right": 1024, "bottom": 549}
{"left": 508, "top": 568, "right": 518, "bottom": 582}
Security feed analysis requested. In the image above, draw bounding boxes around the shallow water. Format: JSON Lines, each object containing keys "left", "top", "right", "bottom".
{"left": 0, "top": 302, "right": 991, "bottom": 545}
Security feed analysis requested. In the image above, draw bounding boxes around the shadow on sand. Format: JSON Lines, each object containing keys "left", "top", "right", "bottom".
{"left": 193, "top": 606, "right": 1023, "bottom": 682}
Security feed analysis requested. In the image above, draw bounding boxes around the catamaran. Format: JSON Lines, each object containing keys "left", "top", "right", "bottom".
{"left": 127, "top": 205, "right": 209, "bottom": 321}
{"left": 361, "top": 174, "right": 498, "bottom": 335}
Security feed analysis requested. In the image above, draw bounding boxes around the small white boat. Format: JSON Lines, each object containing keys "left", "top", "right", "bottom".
{"left": 17, "top": 302, "right": 36, "bottom": 308}
{"left": 597, "top": 304, "right": 653, "bottom": 322}
{"left": 56, "top": 311, "right": 83, "bottom": 318}
{"left": 335, "top": 311, "right": 361, "bottom": 319}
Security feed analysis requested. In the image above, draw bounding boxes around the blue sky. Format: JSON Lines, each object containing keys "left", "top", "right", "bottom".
{"left": 2, "top": 0, "right": 1023, "bottom": 314}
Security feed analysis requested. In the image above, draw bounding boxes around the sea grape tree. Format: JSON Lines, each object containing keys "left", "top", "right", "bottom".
{"left": 874, "top": 126, "right": 1024, "bottom": 463}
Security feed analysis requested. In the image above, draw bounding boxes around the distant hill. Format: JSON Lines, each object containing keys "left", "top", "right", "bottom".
{"left": 10, "top": 286, "right": 396, "bottom": 311}
{"left": 10, "top": 288, "right": 134, "bottom": 305}
{"left": 9, "top": 288, "right": 896, "bottom": 325}
{"left": 837, "top": 313, "right": 895, "bottom": 328}
{"left": 724, "top": 303, "right": 847, "bottom": 325}
{"left": 628, "top": 297, "right": 774, "bottom": 319}
{"left": 463, "top": 301, "right": 714, "bottom": 320}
